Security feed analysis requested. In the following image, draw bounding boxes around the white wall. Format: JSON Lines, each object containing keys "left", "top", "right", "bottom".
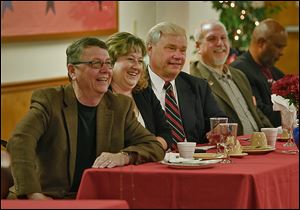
{"left": 1, "top": 1, "right": 218, "bottom": 83}
{"left": 188, "top": 1, "right": 219, "bottom": 62}
{"left": 119, "top": 1, "right": 156, "bottom": 40}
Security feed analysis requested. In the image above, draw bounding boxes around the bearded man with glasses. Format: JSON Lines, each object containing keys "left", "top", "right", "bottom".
{"left": 6, "top": 37, "right": 165, "bottom": 200}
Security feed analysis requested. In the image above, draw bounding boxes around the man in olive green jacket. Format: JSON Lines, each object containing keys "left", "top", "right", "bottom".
{"left": 7, "top": 37, "right": 165, "bottom": 199}
{"left": 190, "top": 20, "right": 273, "bottom": 135}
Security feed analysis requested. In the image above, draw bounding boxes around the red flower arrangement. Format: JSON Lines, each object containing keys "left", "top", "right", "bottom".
{"left": 271, "top": 74, "right": 299, "bottom": 109}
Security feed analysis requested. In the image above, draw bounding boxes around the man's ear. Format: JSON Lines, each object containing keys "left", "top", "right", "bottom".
{"left": 67, "top": 64, "right": 76, "bottom": 80}
{"left": 147, "top": 43, "right": 152, "bottom": 53}
{"left": 257, "top": 37, "right": 266, "bottom": 48}
{"left": 195, "top": 41, "right": 201, "bottom": 53}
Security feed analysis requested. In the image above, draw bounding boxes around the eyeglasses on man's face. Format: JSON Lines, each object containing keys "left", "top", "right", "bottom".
{"left": 71, "top": 60, "right": 113, "bottom": 69}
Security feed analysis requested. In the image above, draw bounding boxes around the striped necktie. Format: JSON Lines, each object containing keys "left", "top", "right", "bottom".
{"left": 164, "top": 82, "right": 186, "bottom": 149}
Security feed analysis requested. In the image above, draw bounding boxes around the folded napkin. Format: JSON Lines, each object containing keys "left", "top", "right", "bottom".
{"left": 271, "top": 94, "right": 297, "bottom": 129}
{"left": 164, "top": 152, "right": 179, "bottom": 162}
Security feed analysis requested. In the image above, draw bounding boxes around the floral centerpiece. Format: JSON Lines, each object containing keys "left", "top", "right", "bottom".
{"left": 271, "top": 74, "right": 299, "bottom": 110}
{"left": 271, "top": 74, "right": 299, "bottom": 148}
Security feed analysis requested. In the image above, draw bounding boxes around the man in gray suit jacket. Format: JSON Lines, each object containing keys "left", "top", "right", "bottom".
{"left": 7, "top": 37, "right": 165, "bottom": 199}
{"left": 190, "top": 20, "right": 272, "bottom": 135}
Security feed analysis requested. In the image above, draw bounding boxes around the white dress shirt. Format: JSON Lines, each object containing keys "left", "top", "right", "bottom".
{"left": 148, "top": 66, "right": 180, "bottom": 111}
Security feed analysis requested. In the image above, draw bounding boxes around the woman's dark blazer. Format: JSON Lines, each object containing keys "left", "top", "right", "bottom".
{"left": 133, "top": 86, "right": 173, "bottom": 149}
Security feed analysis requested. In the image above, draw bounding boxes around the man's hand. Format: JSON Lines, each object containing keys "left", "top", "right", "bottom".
{"left": 206, "top": 124, "right": 221, "bottom": 145}
{"left": 27, "top": 192, "right": 53, "bottom": 200}
{"left": 92, "top": 152, "right": 130, "bottom": 168}
{"left": 156, "top": 136, "right": 168, "bottom": 150}
{"left": 206, "top": 130, "right": 219, "bottom": 145}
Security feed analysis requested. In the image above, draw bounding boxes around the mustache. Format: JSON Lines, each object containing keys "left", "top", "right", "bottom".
{"left": 168, "top": 58, "right": 185, "bottom": 65}
{"left": 213, "top": 47, "right": 227, "bottom": 52}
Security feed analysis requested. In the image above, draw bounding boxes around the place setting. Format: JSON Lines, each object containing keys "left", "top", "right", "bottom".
{"left": 161, "top": 142, "right": 221, "bottom": 169}
{"left": 207, "top": 120, "right": 248, "bottom": 163}
{"left": 242, "top": 129, "right": 276, "bottom": 154}
{"left": 194, "top": 134, "right": 248, "bottom": 159}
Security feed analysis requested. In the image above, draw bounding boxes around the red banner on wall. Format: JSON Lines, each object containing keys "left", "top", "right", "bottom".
{"left": 1, "top": 1, "right": 118, "bottom": 42}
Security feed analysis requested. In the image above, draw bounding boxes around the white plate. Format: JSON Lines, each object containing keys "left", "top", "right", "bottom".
{"left": 242, "top": 145, "right": 275, "bottom": 154}
{"left": 195, "top": 145, "right": 216, "bottom": 150}
{"left": 229, "top": 152, "right": 248, "bottom": 157}
{"left": 160, "top": 159, "right": 221, "bottom": 169}
{"left": 168, "top": 158, "right": 202, "bottom": 164}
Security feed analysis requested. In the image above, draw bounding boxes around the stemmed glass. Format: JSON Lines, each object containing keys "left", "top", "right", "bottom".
{"left": 282, "top": 127, "right": 297, "bottom": 147}
{"left": 209, "top": 118, "right": 228, "bottom": 154}
{"left": 280, "top": 110, "right": 297, "bottom": 148}
{"left": 218, "top": 123, "right": 238, "bottom": 164}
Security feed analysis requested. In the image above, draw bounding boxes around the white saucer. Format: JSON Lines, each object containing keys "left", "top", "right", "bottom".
{"left": 242, "top": 145, "right": 275, "bottom": 154}
{"left": 168, "top": 158, "right": 202, "bottom": 164}
{"left": 160, "top": 159, "right": 221, "bottom": 169}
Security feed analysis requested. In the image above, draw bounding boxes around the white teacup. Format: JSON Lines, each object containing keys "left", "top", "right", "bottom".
{"left": 261, "top": 128, "right": 278, "bottom": 148}
{"left": 177, "top": 142, "right": 196, "bottom": 159}
{"left": 250, "top": 132, "right": 268, "bottom": 148}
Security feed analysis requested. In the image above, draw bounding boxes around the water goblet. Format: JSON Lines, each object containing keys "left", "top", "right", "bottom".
{"left": 219, "top": 123, "right": 238, "bottom": 164}
{"left": 280, "top": 110, "right": 297, "bottom": 149}
{"left": 209, "top": 117, "right": 228, "bottom": 154}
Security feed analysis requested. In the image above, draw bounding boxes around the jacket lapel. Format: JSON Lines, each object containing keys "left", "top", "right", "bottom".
{"left": 62, "top": 84, "right": 78, "bottom": 185}
{"left": 196, "top": 62, "right": 234, "bottom": 109}
{"left": 175, "top": 75, "right": 195, "bottom": 133}
{"left": 231, "top": 70, "right": 255, "bottom": 112}
{"left": 96, "top": 94, "right": 113, "bottom": 155}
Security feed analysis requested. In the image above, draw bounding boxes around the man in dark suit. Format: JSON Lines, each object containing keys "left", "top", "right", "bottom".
{"left": 7, "top": 37, "right": 165, "bottom": 200}
{"left": 231, "top": 19, "right": 287, "bottom": 127}
{"left": 190, "top": 20, "right": 273, "bottom": 135}
{"left": 146, "top": 22, "right": 226, "bottom": 148}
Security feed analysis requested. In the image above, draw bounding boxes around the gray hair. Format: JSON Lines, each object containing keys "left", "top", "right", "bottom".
{"left": 66, "top": 37, "right": 107, "bottom": 81}
{"left": 146, "top": 22, "right": 186, "bottom": 45}
{"left": 194, "top": 20, "right": 228, "bottom": 42}
{"left": 66, "top": 37, "right": 107, "bottom": 65}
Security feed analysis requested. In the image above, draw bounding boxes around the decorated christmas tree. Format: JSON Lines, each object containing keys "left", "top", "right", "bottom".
{"left": 211, "top": 1, "right": 285, "bottom": 52}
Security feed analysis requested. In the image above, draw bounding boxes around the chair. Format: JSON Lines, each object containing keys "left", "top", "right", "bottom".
{"left": 1, "top": 139, "right": 8, "bottom": 148}
{"left": 1, "top": 149, "right": 13, "bottom": 199}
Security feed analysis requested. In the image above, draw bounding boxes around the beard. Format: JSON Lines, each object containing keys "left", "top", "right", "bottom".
{"left": 260, "top": 55, "right": 275, "bottom": 67}
{"left": 212, "top": 57, "right": 227, "bottom": 66}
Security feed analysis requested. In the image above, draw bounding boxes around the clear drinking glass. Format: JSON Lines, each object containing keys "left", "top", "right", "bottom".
{"left": 219, "top": 123, "right": 238, "bottom": 164}
{"left": 280, "top": 110, "right": 297, "bottom": 148}
{"left": 209, "top": 118, "right": 228, "bottom": 154}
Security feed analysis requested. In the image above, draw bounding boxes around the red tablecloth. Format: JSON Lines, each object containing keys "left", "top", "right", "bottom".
{"left": 1, "top": 199, "right": 129, "bottom": 209}
{"left": 77, "top": 140, "right": 299, "bottom": 209}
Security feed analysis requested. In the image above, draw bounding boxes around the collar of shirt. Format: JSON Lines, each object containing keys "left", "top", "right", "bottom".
{"left": 199, "top": 58, "right": 232, "bottom": 80}
{"left": 148, "top": 65, "right": 176, "bottom": 93}
{"left": 148, "top": 66, "right": 179, "bottom": 108}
